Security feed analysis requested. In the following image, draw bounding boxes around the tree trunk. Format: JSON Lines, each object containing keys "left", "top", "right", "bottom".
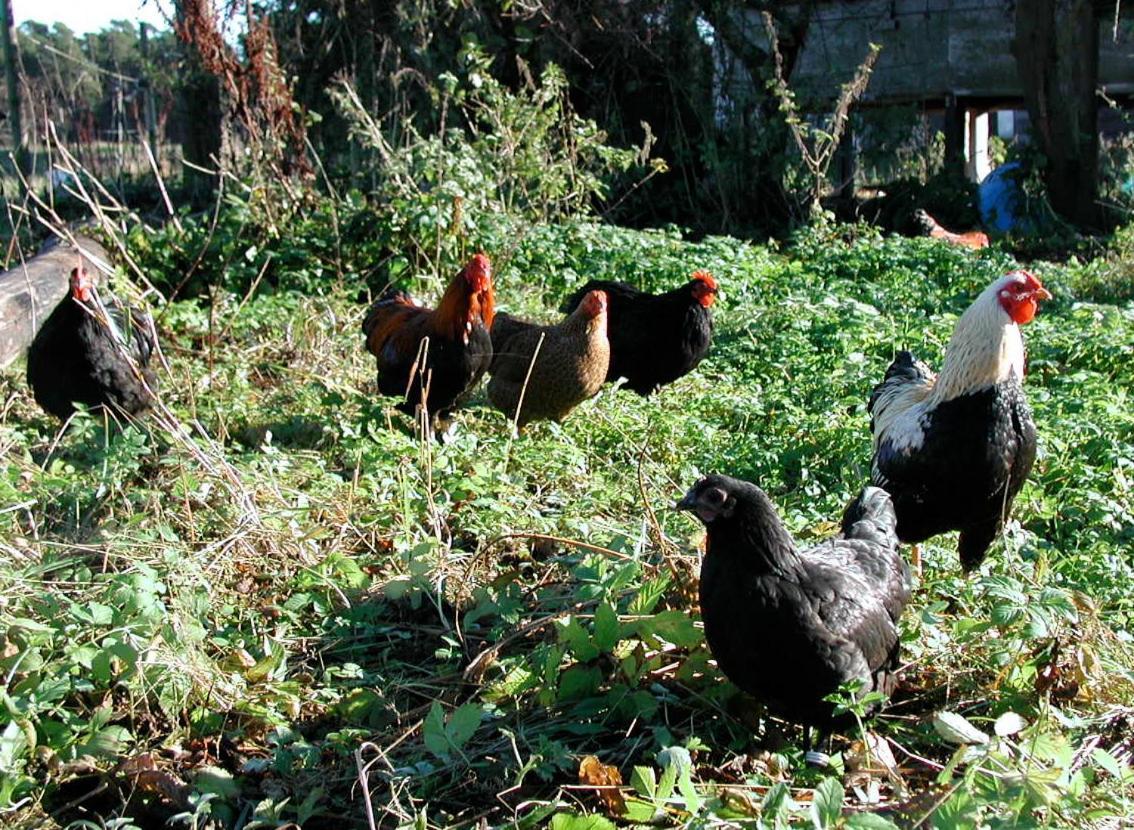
{"left": 1013, "top": 0, "right": 1100, "bottom": 227}
{"left": 693, "top": 1, "right": 813, "bottom": 227}
{"left": 175, "top": 1, "right": 224, "bottom": 205}
{"left": 942, "top": 94, "right": 965, "bottom": 179}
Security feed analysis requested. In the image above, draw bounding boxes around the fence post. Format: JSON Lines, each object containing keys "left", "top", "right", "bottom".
{"left": 140, "top": 22, "right": 158, "bottom": 161}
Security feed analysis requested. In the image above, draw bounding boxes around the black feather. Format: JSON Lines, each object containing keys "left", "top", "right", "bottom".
{"left": 27, "top": 290, "right": 157, "bottom": 420}
{"left": 871, "top": 380, "right": 1037, "bottom": 571}
{"left": 562, "top": 278, "right": 712, "bottom": 395}
{"left": 685, "top": 475, "right": 910, "bottom": 731}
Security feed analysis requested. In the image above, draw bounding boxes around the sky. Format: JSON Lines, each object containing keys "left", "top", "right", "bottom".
{"left": 13, "top": 0, "right": 169, "bottom": 35}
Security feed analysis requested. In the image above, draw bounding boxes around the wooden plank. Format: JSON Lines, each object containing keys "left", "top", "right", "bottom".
{"left": 0, "top": 235, "right": 112, "bottom": 369}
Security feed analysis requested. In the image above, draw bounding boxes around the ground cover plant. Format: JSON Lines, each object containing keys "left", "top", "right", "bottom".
{"left": 3, "top": 191, "right": 1134, "bottom": 829}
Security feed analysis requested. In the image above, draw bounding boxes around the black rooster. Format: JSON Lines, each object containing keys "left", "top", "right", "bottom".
{"left": 679, "top": 475, "right": 911, "bottom": 741}
{"left": 868, "top": 270, "right": 1050, "bottom": 571}
{"left": 562, "top": 270, "right": 717, "bottom": 395}
{"left": 27, "top": 266, "right": 157, "bottom": 420}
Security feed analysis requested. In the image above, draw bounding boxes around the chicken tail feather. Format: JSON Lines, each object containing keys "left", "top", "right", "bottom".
{"left": 840, "top": 486, "right": 899, "bottom": 547}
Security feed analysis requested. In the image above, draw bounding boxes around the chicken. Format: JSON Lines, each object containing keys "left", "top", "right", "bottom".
{"left": 679, "top": 475, "right": 910, "bottom": 738}
{"left": 26, "top": 265, "right": 157, "bottom": 420}
{"left": 362, "top": 254, "right": 495, "bottom": 428}
{"left": 487, "top": 289, "right": 609, "bottom": 428}
{"left": 561, "top": 270, "right": 717, "bottom": 395}
{"left": 868, "top": 270, "right": 1051, "bottom": 571}
{"left": 915, "top": 209, "right": 989, "bottom": 250}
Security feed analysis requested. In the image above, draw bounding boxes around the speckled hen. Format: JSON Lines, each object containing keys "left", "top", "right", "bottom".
{"left": 488, "top": 289, "right": 609, "bottom": 428}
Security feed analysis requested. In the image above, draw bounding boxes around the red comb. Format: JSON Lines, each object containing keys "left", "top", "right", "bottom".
{"left": 692, "top": 270, "right": 718, "bottom": 291}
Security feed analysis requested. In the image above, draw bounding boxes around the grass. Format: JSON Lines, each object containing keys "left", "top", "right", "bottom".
{"left": 2, "top": 206, "right": 1134, "bottom": 829}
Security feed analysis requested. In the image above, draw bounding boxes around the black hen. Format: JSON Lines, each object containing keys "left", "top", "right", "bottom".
{"left": 679, "top": 475, "right": 911, "bottom": 733}
{"left": 561, "top": 271, "right": 717, "bottom": 395}
{"left": 27, "top": 266, "right": 157, "bottom": 420}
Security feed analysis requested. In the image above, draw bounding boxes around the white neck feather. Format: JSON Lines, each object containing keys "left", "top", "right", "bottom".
{"left": 930, "top": 283, "right": 1025, "bottom": 403}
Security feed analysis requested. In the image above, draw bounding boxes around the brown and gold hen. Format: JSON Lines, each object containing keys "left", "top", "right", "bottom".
{"left": 487, "top": 289, "right": 609, "bottom": 428}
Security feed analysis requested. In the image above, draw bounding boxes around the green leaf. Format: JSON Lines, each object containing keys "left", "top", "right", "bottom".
{"left": 423, "top": 701, "right": 449, "bottom": 758}
{"left": 628, "top": 576, "right": 669, "bottom": 615}
{"left": 630, "top": 765, "right": 656, "bottom": 800}
{"left": 633, "top": 610, "right": 701, "bottom": 648}
{"left": 515, "top": 802, "right": 560, "bottom": 830}
{"left": 81, "top": 725, "right": 133, "bottom": 758}
{"left": 548, "top": 812, "right": 617, "bottom": 830}
{"left": 933, "top": 711, "right": 990, "bottom": 745}
{"left": 810, "top": 777, "right": 843, "bottom": 829}
{"left": 762, "top": 782, "right": 792, "bottom": 822}
{"left": 85, "top": 602, "right": 115, "bottom": 626}
{"left": 657, "top": 758, "right": 677, "bottom": 801}
{"left": 384, "top": 576, "right": 414, "bottom": 600}
{"left": 593, "top": 603, "right": 619, "bottom": 653}
{"left": 445, "top": 702, "right": 482, "bottom": 750}
{"left": 557, "top": 665, "right": 602, "bottom": 701}
{"left": 194, "top": 765, "right": 241, "bottom": 799}
{"left": 336, "top": 689, "right": 384, "bottom": 727}
{"left": 296, "top": 785, "right": 324, "bottom": 825}
{"left": 845, "top": 813, "right": 900, "bottom": 829}
{"left": 1092, "top": 747, "right": 1129, "bottom": 779}
{"left": 558, "top": 617, "right": 599, "bottom": 661}
{"left": 0, "top": 721, "right": 29, "bottom": 774}
{"left": 620, "top": 797, "right": 658, "bottom": 823}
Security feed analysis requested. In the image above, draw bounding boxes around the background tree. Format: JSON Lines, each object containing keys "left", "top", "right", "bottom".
{"left": 1012, "top": 0, "right": 1101, "bottom": 227}
{"left": 174, "top": 0, "right": 225, "bottom": 203}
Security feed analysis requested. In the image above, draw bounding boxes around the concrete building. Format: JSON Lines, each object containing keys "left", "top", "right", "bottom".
{"left": 714, "top": 1, "right": 1134, "bottom": 184}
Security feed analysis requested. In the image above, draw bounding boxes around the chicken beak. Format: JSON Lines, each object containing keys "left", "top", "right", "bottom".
{"left": 1036, "top": 286, "right": 1053, "bottom": 301}
{"left": 675, "top": 489, "right": 698, "bottom": 512}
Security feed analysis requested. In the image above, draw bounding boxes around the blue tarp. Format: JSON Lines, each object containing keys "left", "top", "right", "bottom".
{"left": 978, "top": 162, "right": 1032, "bottom": 233}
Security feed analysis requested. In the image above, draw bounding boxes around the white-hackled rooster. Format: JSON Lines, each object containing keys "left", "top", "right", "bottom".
{"left": 868, "top": 270, "right": 1052, "bottom": 572}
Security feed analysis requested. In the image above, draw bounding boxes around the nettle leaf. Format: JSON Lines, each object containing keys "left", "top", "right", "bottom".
{"left": 81, "top": 725, "right": 133, "bottom": 758}
{"left": 423, "top": 701, "right": 449, "bottom": 758}
{"left": 633, "top": 610, "right": 700, "bottom": 648}
{"left": 593, "top": 603, "right": 620, "bottom": 653}
{"left": 845, "top": 813, "right": 900, "bottom": 829}
{"left": 86, "top": 602, "right": 115, "bottom": 626}
{"left": 557, "top": 617, "right": 599, "bottom": 662}
{"left": 810, "top": 777, "right": 844, "bottom": 829}
{"left": 762, "top": 782, "right": 792, "bottom": 821}
{"left": 445, "top": 702, "right": 482, "bottom": 750}
{"left": 656, "top": 759, "right": 677, "bottom": 801}
{"left": 1092, "top": 747, "right": 1130, "bottom": 780}
{"left": 557, "top": 666, "right": 602, "bottom": 701}
{"left": 627, "top": 576, "right": 669, "bottom": 615}
{"left": 630, "top": 765, "right": 656, "bottom": 800}
{"left": 676, "top": 767, "right": 701, "bottom": 813}
{"left": 194, "top": 765, "right": 241, "bottom": 799}
{"left": 620, "top": 798, "right": 658, "bottom": 823}
{"left": 0, "top": 721, "right": 29, "bottom": 773}
{"left": 933, "top": 711, "right": 990, "bottom": 746}
{"left": 549, "top": 812, "right": 617, "bottom": 830}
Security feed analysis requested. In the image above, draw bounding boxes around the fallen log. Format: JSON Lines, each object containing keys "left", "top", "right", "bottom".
{"left": 0, "top": 235, "right": 112, "bottom": 369}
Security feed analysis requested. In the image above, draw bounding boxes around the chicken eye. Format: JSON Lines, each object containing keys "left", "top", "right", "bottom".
{"left": 704, "top": 487, "right": 728, "bottom": 506}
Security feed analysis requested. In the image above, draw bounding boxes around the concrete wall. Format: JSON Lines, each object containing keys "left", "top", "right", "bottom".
{"left": 783, "top": 0, "right": 1134, "bottom": 103}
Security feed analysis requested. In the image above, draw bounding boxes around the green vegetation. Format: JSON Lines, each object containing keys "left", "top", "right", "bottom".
{"left": 3, "top": 191, "right": 1134, "bottom": 827}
